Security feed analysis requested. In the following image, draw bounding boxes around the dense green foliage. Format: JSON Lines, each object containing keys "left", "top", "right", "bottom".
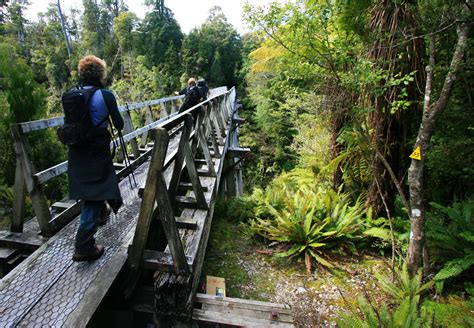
{"left": 235, "top": 0, "right": 473, "bottom": 324}
{"left": 182, "top": 6, "right": 242, "bottom": 87}
{"left": 0, "top": 1, "right": 243, "bottom": 227}
{"left": 0, "top": 0, "right": 472, "bottom": 324}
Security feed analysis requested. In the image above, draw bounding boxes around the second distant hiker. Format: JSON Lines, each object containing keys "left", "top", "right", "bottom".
{"left": 175, "top": 78, "right": 202, "bottom": 113}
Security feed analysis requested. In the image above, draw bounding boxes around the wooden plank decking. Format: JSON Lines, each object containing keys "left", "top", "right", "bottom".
{"left": 0, "top": 158, "right": 149, "bottom": 327}
{"left": 194, "top": 293, "right": 294, "bottom": 327}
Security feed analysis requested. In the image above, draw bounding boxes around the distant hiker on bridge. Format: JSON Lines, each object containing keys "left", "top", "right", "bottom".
{"left": 197, "top": 78, "right": 210, "bottom": 101}
{"left": 175, "top": 77, "right": 202, "bottom": 113}
{"left": 65, "top": 55, "right": 124, "bottom": 262}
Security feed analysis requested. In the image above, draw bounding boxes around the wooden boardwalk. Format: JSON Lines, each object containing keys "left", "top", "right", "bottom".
{"left": 0, "top": 87, "right": 285, "bottom": 327}
{"left": 0, "top": 160, "right": 149, "bottom": 327}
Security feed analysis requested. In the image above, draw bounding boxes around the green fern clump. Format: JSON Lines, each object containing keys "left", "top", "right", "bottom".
{"left": 362, "top": 196, "right": 411, "bottom": 254}
{"left": 376, "top": 264, "right": 434, "bottom": 303}
{"left": 337, "top": 264, "right": 433, "bottom": 328}
{"left": 426, "top": 199, "right": 474, "bottom": 291}
{"left": 248, "top": 170, "right": 365, "bottom": 272}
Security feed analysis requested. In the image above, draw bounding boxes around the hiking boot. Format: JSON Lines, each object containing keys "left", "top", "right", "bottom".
{"left": 72, "top": 244, "right": 105, "bottom": 262}
{"left": 98, "top": 204, "right": 112, "bottom": 226}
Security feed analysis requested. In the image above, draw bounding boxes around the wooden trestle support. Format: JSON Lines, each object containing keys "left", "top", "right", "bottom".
{"left": 125, "top": 87, "right": 249, "bottom": 323}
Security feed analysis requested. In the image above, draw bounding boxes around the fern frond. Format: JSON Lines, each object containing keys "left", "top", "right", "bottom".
{"left": 433, "top": 255, "right": 474, "bottom": 282}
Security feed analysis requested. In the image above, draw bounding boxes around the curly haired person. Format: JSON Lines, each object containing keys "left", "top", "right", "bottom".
{"left": 69, "top": 55, "right": 124, "bottom": 261}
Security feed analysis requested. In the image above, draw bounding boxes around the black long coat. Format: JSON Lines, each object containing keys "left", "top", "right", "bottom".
{"left": 68, "top": 130, "right": 121, "bottom": 202}
{"left": 67, "top": 87, "right": 123, "bottom": 206}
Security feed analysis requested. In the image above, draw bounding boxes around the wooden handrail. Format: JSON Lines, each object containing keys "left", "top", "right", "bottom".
{"left": 10, "top": 86, "right": 234, "bottom": 237}
{"left": 18, "top": 87, "right": 231, "bottom": 134}
{"left": 32, "top": 88, "right": 233, "bottom": 184}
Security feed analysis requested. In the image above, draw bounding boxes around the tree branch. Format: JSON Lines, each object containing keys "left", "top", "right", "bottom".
{"left": 429, "top": 22, "right": 471, "bottom": 123}
{"left": 374, "top": 147, "right": 411, "bottom": 215}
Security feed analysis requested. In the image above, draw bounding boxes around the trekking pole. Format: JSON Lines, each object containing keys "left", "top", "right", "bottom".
{"left": 118, "top": 130, "right": 137, "bottom": 188}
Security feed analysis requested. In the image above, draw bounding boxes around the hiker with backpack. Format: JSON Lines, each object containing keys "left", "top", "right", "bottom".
{"left": 61, "top": 55, "right": 124, "bottom": 262}
{"left": 197, "top": 78, "right": 210, "bottom": 101}
{"left": 175, "top": 77, "right": 202, "bottom": 113}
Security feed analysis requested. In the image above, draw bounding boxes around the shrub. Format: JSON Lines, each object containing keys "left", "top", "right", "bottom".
{"left": 337, "top": 263, "right": 434, "bottom": 328}
{"left": 249, "top": 173, "right": 365, "bottom": 272}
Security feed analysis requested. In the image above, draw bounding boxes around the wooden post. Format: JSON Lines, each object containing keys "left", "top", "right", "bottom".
{"left": 155, "top": 161, "right": 190, "bottom": 275}
{"left": 171, "top": 100, "right": 179, "bottom": 114}
{"left": 196, "top": 109, "right": 216, "bottom": 177}
{"left": 191, "top": 107, "right": 204, "bottom": 153}
{"left": 11, "top": 124, "right": 52, "bottom": 237}
{"left": 11, "top": 158, "right": 26, "bottom": 232}
{"left": 210, "top": 110, "right": 225, "bottom": 147}
{"left": 182, "top": 117, "right": 208, "bottom": 210}
{"left": 204, "top": 109, "right": 221, "bottom": 158}
{"left": 168, "top": 114, "right": 207, "bottom": 209}
{"left": 216, "top": 97, "right": 228, "bottom": 130}
{"left": 168, "top": 116, "right": 193, "bottom": 203}
{"left": 225, "top": 93, "right": 233, "bottom": 120}
{"left": 224, "top": 157, "right": 237, "bottom": 198}
{"left": 128, "top": 128, "right": 189, "bottom": 275}
{"left": 160, "top": 103, "right": 168, "bottom": 118}
{"left": 122, "top": 109, "right": 140, "bottom": 159}
{"left": 128, "top": 128, "right": 168, "bottom": 271}
{"left": 140, "top": 106, "right": 154, "bottom": 148}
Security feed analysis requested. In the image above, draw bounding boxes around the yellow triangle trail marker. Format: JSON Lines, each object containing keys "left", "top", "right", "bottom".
{"left": 409, "top": 146, "right": 422, "bottom": 160}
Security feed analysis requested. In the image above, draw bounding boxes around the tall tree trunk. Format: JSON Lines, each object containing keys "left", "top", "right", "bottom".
{"left": 407, "top": 18, "right": 471, "bottom": 275}
{"left": 367, "top": 0, "right": 425, "bottom": 217}
{"left": 57, "top": 0, "right": 73, "bottom": 58}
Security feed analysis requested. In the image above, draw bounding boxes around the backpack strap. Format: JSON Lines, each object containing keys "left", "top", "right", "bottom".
{"left": 77, "top": 86, "right": 100, "bottom": 122}
{"left": 81, "top": 86, "right": 100, "bottom": 104}
{"left": 96, "top": 112, "right": 109, "bottom": 127}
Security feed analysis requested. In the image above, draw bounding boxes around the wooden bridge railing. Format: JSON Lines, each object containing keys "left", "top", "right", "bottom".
{"left": 8, "top": 87, "right": 229, "bottom": 240}
{"left": 125, "top": 86, "right": 244, "bottom": 321}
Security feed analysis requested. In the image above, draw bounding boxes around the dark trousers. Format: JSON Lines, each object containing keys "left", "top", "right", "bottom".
{"left": 74, "top": 200, "right": 105, "bottom": 253}
{"left": 178, "top": 102, "right": 190, "bottom": 114}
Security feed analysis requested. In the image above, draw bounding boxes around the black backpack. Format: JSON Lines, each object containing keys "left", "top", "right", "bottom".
{"left": 197, "top": 79, "right": 209, "bottom": 100}
{"left": 186, "top": 85, "right": 201, "bottom": 106}
{"left": 57, "top": 87, "right": 102, "bottom": 147}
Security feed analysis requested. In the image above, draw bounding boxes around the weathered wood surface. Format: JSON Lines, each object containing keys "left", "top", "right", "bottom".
{"left": 127, "top": 130, "right": 167, "bottom": 272}
{"left": 194, "top": 293, "right": 293, "bottom": 327}
{"left": 151, "top": 129, "right": 189, "bottom": 275}
{"left": 11, "top": 124, "right": 52, "bottom": 237}
{"left": 11, "top": 159, "right": 26, "bottom": 232}
{"left": 0, "top": 230, "right": 46, "bottom": 251}
{"left": 196, "top": 293, "right": 292, "bottom": 320}
{"left": 18, "top": 95, "right": 184, "bottom": 134}
{"left": 153, "top": 90, "right": 239, "bottom": 321}
{"left": 193, "top": 309, "right": 294, "bottom": 328}
{"left": 0, "top": 153, "right": 151, "bottom": 327}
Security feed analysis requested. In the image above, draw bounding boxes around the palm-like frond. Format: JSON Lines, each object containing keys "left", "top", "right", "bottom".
{"left": 250, "top": 185, "right": 366, "bottom": 270}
